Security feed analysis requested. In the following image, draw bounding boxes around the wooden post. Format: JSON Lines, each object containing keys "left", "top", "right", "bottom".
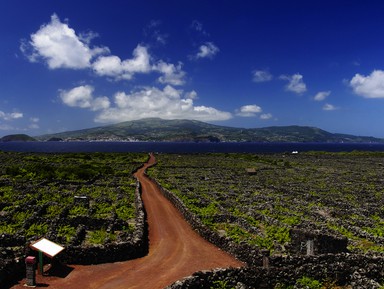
{"left": 39, "top": 250, "right": 44, "bottom": 275}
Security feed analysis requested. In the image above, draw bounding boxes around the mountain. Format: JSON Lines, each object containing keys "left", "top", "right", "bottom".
{"left": 0, "top": 134, "right": 36, "bottom": 142}
{"left": 35, "top": 118, "right": 384, "bottom": 143}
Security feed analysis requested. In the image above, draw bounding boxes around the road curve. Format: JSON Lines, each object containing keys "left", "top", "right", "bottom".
{"left": 11, "top": 154, "right": 244, "bottom": 289}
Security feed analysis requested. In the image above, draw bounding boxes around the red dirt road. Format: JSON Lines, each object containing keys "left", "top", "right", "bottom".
{"left": 11, "top": 154, "right": 243, "bottom": 289}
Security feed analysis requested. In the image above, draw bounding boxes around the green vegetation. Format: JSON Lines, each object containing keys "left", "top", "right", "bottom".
{"left": 0, "top": 134, "right": 36, "bottom": 142}
{"left": 86, "top": 228, "right": 117, "bottom": 245}
{"left": 210, "top": 280, "right": 234, "bottom": 289}
{"left": 0, "top": 151, "right": 146, "bottom": 247}
{"left": 57, "top": 225, "right": 77, "bottom": 243}
{"left": 295, "top": 276, "right": 322, "bottom": 289}
{"left": 36, "top": 118, "right": 384, "bottom": 142}
{"left": 148, "top": 152, "right": 384, "bottom": 254}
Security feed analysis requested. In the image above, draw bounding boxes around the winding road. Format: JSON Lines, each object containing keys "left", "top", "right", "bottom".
{"left": 11, "top": 154, "right": 243, "bottom": 289}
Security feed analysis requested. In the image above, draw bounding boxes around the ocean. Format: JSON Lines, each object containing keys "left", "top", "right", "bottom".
{"left": 1, "top": 141, "right": 384, "bottom": 153}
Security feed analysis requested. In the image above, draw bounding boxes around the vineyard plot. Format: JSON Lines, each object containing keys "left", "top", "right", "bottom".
{"left": 148, "top": 152, "right": 384, "bottom": 255}
{"left": 0, "top": 152, "right": 147, "bottom": 267}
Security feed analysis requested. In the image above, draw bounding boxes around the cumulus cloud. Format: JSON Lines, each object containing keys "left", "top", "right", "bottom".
{"left": 323, "top": 103, "right": 337, "bottom": 111}
{"left": 350, "top": 70, "right": 384, "bottom": 98}
{"left": 252, "top": 70, "right": 273, "bottom": 83}
{"left": 93, "top": 85, "right": 231, "bottom": 123}
{"left": 0, "top": 111, "right": 23, "bottom": 121}
{"left": 59, "top": 85, "right": 110, "bottom": 111}
{"left": 236, "top": 105, "right": 262, "bottom": 117}
{"left": 280, "top": 73, "right": 307, "bottom": 94}
{"left": 153, "top": 61, "right": 186, "bottom": 85}
{"left": 193, "top": 42, "right": 219, "bottom": 60}
{"left": 197, "top": 42, "right": 219, "bottom": 59}
{"left": 185, "top": 90, "right": 198, "bottom": 100}
{"left": 93, "top": 45, "right": 152, "bottom": 80}
{"left": 22, "top": 14, "right": 186, "bottom": 85}
{"left": 59, "top": 85, "right": 230, "bottom": 123}
{"left": 21, "top": 14, "right": 108, "bottom": 69}
{"left": 235, "top": 104, "right": 273, "bottom": 120}
{"left": 314, "top": 91, "right": 331, "bottom": 101}
{"left": 93, "top": 46, "right": 186, "bottom": 84}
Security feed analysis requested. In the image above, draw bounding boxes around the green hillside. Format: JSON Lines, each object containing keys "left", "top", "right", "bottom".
{"left": 0, "top": 134, "right": 36, "bottom": 142}
{"left": 35, "top": 118, "right": 383, "bottom": 143}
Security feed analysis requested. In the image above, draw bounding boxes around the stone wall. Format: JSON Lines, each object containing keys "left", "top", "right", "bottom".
{"left": 166, "top": 253, "right": 384, "bottom": 288}
{"left": 148, "top": 175, "right": 383, "bottom": 288}
{"left": 289, "top": 228, "right": 348, "bottom": 255}
{"left": 146, "top": 175, "right": 262, "bottom": 266}
{"left": 0, "top": 179, "right": 148, "bottom": 286}
{"left": 57, "top": 180, "right": 148, "bottom": 264}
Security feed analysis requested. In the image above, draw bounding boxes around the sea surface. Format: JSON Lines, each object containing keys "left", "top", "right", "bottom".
{"left": 1, "top": 141, "right": 384, "bottom": 153}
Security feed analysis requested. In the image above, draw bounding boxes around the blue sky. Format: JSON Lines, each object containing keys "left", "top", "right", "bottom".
{"left": 1, "top": 1, "right": 384, "bottom": 138}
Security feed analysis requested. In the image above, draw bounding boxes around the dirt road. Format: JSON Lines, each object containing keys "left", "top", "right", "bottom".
{"left": 11, "top": 154, "right": 243, "bottom": 288}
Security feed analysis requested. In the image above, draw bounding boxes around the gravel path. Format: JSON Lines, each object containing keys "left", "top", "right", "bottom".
{"left": 11, "top": 154, "right": 243, "bottom": 289}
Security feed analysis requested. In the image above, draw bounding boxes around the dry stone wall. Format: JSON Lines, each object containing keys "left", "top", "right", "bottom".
{"left": 166, "top": 254, "right": 384, "bottom": 288}
{"left": 0, "top": 180, "right": 148, "bottom": 285}
{"left": 58, "top": 181, "right": 148, "bottom": 264}
{"left": 146, "top": 175, "right": 263, "bottom": 266}
{"left": 148, "top": 175, "right": 383, "bottom": 288}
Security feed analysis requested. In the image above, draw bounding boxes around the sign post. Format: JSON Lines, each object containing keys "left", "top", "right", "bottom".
{"left": 30, "top": 238, "right": 65, "bottom": 276}
{"left": 38, "top": 251, "right": 43, "bottom": 275}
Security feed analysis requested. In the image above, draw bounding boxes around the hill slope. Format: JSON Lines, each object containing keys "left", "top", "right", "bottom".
{"left": 0, "top": 134, "right": 36, "bottom": 142}
{"left": 36, "top": 118, "right": 383, "bottom": 143}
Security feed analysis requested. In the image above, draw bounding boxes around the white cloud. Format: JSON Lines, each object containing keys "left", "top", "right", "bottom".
{"left": 235, "top": 105, "right": 273, "bottom": 119}
{"left": 94, "top": 85, "right": 231, "bottom": 123}
{"left": 122, "top": 45, "right": 152, "bottom": 74}
{"left": 92, "top": 55, "right": 124, "bottom": 78}
{"left": 0, "top": 111, "right": 23, "bottom": 121}
{"left": 280, "top": 73, "right": 307, "bottom": 94}
{"left": 22, "top": 14, "right": 186, "bottom": 85}
{"left": 93, "top": 45, "right": 152, "bottom": 80}
{"left": 350, "top": 70, "right": 384, "bottom": 98}
{"left": 194, "top": 42, "right": 219, "bottom": 59}
{"left": 93, "top": 46, "right": 186, "bottom": 85}
{"left": 252, "top": 70, "right": 273, "bottom": 83}
{"left": 236, "top": 105, "right": 262, "bottom": 117}
{"left": 185, "top": 90, "right": 198, "bottom": 99}
{"left": 323, "top": 103, "right": 337, "bottom": 111}
{"left": 79, "top": 31, "right": 100, "bottom": 45}
{"left": 260, "top": 113, "right": 273, "bottom": 120}
{"left": 21, "top": 14, "right": 108, "bottom": 69}
{"left": 314, "top": 91, "right": 331, "bottom": 101}
{"left": 153, "top": 61, "right": 186, "bottom": 86}
{"left": 59, "top": 85, "right": 110, "bottom": 111}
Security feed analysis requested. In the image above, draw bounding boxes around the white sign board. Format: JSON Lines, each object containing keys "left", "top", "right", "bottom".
{"left": 30, "top": 238, "right": 64, "bottom": 258}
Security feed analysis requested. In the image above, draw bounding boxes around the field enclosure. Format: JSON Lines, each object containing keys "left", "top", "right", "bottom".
{"left": 148, "top": 152, "right": 384, "bottom": 255}
{"left": 0, "top": 151, "right": 148, "bottom": 282}
{"left": 2, "top": 150, "right": 384, "bottom": 288}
